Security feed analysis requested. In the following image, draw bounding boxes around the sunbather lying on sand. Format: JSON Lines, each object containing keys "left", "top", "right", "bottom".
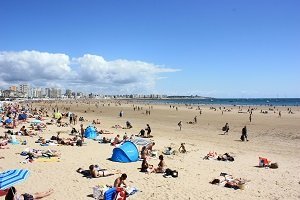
{"left": 112, "top": 124, "right": 123, "bottom": 129}
{"left": 98, "top": 129, "right": 113, "bottom": 134}
{"left": 77, "top": 165, "right": 120, "bottom": 178}
{"left": 210, "top": 173, "right": 249, "bottom": 189}
{"left": 5, "top": 186, "right": 54, "bottom": 200}
{"left": 21, "top": 148, "right": 61, "bottom": 158}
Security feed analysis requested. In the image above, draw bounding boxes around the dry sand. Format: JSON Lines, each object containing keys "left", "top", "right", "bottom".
{"left": 1, "top": 100, "right": 300, "bottom": 200}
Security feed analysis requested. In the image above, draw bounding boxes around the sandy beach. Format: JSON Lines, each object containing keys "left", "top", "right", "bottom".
{"left": 1, "top": 100, "right": 300, "bottom": 200}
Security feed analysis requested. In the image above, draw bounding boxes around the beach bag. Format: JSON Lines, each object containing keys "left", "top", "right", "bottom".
{"left": 270, "top": 163, "right": 278, "bottom": 169}
{"left": 76, "top": 140, "right": 83, "bottom": 146}
{"left": 93, "top": 186, "right": 108, "bottom": 200}
{"left": 165, "top": 168, "right": 173, "bottom": 176}
{"left": 172, "top": 170, "right": 178, "bottom": 178}
{"left": 259, "top": 157, "right": 270, "bottom": 167}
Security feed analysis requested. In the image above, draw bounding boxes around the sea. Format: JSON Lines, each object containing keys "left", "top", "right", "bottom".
{"left": 135, "top": 98, "right": 300, "bottom": 107}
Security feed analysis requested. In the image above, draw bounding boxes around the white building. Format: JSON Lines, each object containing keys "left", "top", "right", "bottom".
{"left": 19, "top": 84, "right": 30, "bottom": 97}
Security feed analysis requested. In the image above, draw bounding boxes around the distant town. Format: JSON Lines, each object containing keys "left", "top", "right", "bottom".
{"left": 0, "top": 83, "right": 208, "bottom": 100}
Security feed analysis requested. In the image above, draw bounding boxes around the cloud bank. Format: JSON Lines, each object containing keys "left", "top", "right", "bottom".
{"left": 0, "top": 50, "right": 179, "bottom": 93}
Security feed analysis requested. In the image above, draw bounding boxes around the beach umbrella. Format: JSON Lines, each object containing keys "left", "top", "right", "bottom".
{"left": 0, "top": 169, "right": 30, "bottom": 190}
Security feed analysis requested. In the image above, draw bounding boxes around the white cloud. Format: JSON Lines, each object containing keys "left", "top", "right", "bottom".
{"left": 0, "top": 50, "right": 71, "bottom": 82}
{"left": 0, "top": 50, "right": 179, "bottom": 94}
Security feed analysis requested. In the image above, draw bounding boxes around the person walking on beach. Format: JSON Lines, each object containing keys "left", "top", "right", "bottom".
{"left": 223, "top": 123, "right": 229, "bottom": 135}
{"left": 279, "top": 111, "right": 281, "bottom": 118}
{"left": 249, "top": 114, "right": 252, "bottom": 122}
{"left": 178, "top": 121, "right": 182, "bottom": 131}
{"left": 119, "top": 110, "right": 123, "bottom": 117}
{"left": 194, "top": 116, "right": 197, "bottom": 124}
{"left": 241, "top": 126, "right": 248, "bottom": 141}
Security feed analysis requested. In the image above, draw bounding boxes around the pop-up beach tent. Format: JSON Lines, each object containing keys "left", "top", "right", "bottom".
{"left": 111, "top": 141, "right": 139, "bottom": 163}
{"left": 18, "top": 113, "right": 27, "bottom": 121}
{"left": 84, "top": 126, "right": 97, "bottom": 139}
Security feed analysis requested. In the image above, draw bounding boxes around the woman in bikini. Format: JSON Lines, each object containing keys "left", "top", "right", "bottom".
{"left": 5, "top": 186, "right": 53, "bottom": 200}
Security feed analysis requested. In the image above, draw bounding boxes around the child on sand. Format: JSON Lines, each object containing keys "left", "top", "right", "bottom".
{"left": 178, "top": 143, "right": 187, "bottom": 153}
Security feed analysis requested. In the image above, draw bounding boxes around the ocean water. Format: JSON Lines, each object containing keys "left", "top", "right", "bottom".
{"left": 136, "top": 98, "right": 300, "bottom": 106}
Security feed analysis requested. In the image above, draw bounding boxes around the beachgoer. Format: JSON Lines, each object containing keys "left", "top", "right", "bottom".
{"left": 102, "top": 137, "right": 110, "bottom": 143}
{"left": 19, "top": 126, "right": 27, "bottom": 135}
{"left": 178, "top": 143, "right": 187, "bottom": 153}
{"left": 139, "top": 129, "right": 145, "bottom": 137}
{"left": 241, "top": 126, "right": 248, "bottom": 141}
{"left": 223, "top": 123, "right": 229, "bottom": 135}
{"left": 152, "top": 155, "right": 166, "bottom": 173}
{"left": 141, "top": 158, "right": 153, "bottom": 172}
{"left": 5, "top": 186, "right": 53, "bottom": 200}
{"left": 126, "top": 121, "right": 132, "bottom": 129}
{"left": 113, "top": 135, "right": 122, "bottom": 145}
{"left": 140, "top": 146, "right": 147, "bottom": 159}
{"left": 178, "top": 121, "right": 182, "bottom": 131}
{"left": 146, "top": 142, "right": 155, "bottom": 154}
{"left": 194, "top": 116, "right": 197, "bottom": 124}
{"left": 80, "top": 124, "right": 84, "bottom": 138}
{"left": 145, "top": 124, "right": 151, "bottom": 137}
{"left": 114, "top": 174, "right": 127, "bottom": 188}
{"left": 89, "top": 165, "right": 118, "bottom": 178}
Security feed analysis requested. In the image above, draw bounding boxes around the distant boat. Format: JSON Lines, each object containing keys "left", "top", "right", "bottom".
{"left": 266, "top": 100, "right": 270, "bottom": 103}
{"left": 210, "top": 99, "right": 214, "bottom": 102}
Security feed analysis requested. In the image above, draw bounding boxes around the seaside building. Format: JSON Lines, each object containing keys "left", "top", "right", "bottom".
{"left": 44, "top": 88, "right": 51, "bottom": 98}
{"left": 50, "top": 88, "right": 62, "bottom": 98}
{"left": 65, "top": 89, "right": 72, "bottom": 98}
{"left": 9, "top": 85, "right": 18, "bottom": 91}
{"left": 29, "top": 87, "right": 43, "bottom": 98}
{"left": 18, "top": 83, "right": 30, "bottom": 97}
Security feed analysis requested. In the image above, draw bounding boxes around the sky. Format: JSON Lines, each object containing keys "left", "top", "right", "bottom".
{"left": 0, "top": 0, "right": 299, "bottom": 98}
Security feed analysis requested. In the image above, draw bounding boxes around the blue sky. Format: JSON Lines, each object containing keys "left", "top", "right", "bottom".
{"left": 0, "top": 0, "right": 299, "bottom": 97}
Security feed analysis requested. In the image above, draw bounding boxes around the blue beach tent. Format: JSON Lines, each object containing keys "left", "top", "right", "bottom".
{"left": 18, "top": 113, "right": 27, "bottom": 121}
{"left": 111, "top": 141, "right": 139, "bottom": 163}
{"left": 84, "top": 126, "right": 97, "bottom": 139}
